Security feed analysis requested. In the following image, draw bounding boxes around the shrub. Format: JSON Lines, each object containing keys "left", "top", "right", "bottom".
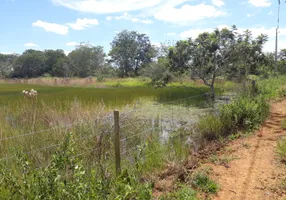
{"left": 97, "top": 75, "right": 105, "bottom": 82}
{"left": 197, "top": 115, "right": 223, "bottom": 140}
{"left": 141, "top": 58, "right": 173, "bottom": 87}
{"left": 220, "top": 96, "right": 269, "bottom": 133}
{"left": 198, "top": 95, "right": 269, "bottom": 140}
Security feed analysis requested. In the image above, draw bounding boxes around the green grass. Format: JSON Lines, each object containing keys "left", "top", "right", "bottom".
{"left": 159, "top": 185, "right": 198, "bottom": 200}
{"left": 281, "top": 120, "right": 286, "bottom": 130}
{"left": 257, "top": 75, "right": 286, "bottom": 99}
{"left": 192, "top": 169, "right": 219, "bottom": 194}
{"left": 277, "top": 137, "right": 286, "bottom": 163}
{"left": 198, "top": 95, "right": 270, "bottom": 140}
{"left": 0, "top": 77, "right": 240, "bottom": 199}
{"left": 0, "top": 82, "right": 216, "bottom": 108}
{"left": 209, "top": 154, "right": 239, "bottom": 165}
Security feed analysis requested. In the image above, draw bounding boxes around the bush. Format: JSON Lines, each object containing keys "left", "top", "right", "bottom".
{"left": 97, "top": 75, "right": 105, "bottom": 82}
{"left": 198, "top": 96, "right": 269, "bottom": 140}
{"left": 220, "top": 96, "right": 269, "bottom": 133}
{"left": 197, "top": 115, "right": 223, "bottom": 140}
{"left": 141, "top": 58, "right": 173, "bottom": 87}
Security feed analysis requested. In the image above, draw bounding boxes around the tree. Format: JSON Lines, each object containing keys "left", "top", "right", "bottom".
{"left": 169, "top": 28, "right": 236, "bottom": 100}
{"left": 109, "top": 30, "right": 155, "bottom": 77}
{"left": 278, "top": 49, "right": 286, "bottom": 74}
{"left": 141, "top": 57, "right": 172, "bottom": 87}
{"left": 230, "top": 29, "right": 268, "bottom": 83}
{"left": 12, "top": 50, "right": 47, "bottom": 78}
{"left": 68, "top": 43, "right": 105, "bottom": 77}
{"left": 44, "top": 49, "right": 68, "bottom": 76}
{"left": 0, "top": 53, "right": 18, "bottom": 78}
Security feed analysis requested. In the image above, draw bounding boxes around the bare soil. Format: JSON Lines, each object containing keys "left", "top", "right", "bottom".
{"left": 152, "top": 99, "right": 286, "bottom": 200}
{"left": 208, "top": 99, "right": 286, "bottom": 200}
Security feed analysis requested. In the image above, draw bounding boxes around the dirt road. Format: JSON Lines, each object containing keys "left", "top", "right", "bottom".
{"left": 209, "top": 99, "right": 286, "bottom": 200}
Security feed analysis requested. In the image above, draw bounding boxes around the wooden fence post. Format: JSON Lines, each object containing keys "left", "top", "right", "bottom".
{"left": 114, "top": 110, "right": 121, "bottom": 175}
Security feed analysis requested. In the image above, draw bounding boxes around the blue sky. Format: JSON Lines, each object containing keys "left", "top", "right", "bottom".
{"left": 0, "top": 0, "right": 285, "bottom": 55}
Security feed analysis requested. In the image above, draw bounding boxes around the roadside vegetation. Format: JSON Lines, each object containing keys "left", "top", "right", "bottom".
{"left": 0, "top": 25, "right": 286, "bottom": 199}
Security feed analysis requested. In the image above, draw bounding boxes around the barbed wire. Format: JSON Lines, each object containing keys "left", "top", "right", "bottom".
{"left": 0, "top": 91, "right": 229, "bottom": 168}
{"left": 0, "top": 113, "right": 113, "bottom": 142}
{"left": 120, "top": 127, "right": 162, "bottom": 143}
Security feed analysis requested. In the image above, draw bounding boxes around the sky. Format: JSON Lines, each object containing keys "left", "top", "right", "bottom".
{"left": 0, "top": 0, "right": 286, "bottom": 55}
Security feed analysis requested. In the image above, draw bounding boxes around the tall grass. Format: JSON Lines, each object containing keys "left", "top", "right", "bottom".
{"left": 0, "top": 77, "right": 243, "bottom": 199}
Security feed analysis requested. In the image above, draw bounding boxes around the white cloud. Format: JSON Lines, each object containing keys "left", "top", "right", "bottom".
{"left": 66, "top": 41, "right": 78, "bottom": 46}
{"left": 141, "top": 19, "right": 154, "bottom": 24}
{"left": 107, "top": 12, "right": 154, "bottom": 24}
{"left": 166, "top": 32, "right": 177, "bottom": 36}
{"left": 154, "top": 3, "right": 226, "bottom": 24}
{"left": 24, "top": 43, "right": 38, "bottom": 47}
{"left": 32, "top": 20, "right": 69, "bottom": 35}
{"left": 0, "top": 52, "right": 14, "bottom": 55}
{"left": 248, "top": 0, "right": 271, "bottom": 7}
{"left": 181, "top": 26, "right": 286, "bottom": 39}
{"left": 66, "top": 18, "right": 99, "bottom": 30}
{"left": 242, "top": 27, "right": 286, "bottom": 38}
{"left": 152, "top": 42, "right": 161, "bottom": 47}
{"left": 263, "top": 37, "right": 286, "bottom": 52}
{"left": 180, "top": 26, "right": 286, "bottom": 52}
{"left": 64, "top": 50, "right": 72, "bottom": 55}
{"left": 247, "top": 13, "right": 253, "bottom": 17}
{"left": 212, "top": 0, "right": 224, "bottom": 7}
{"left": 52, "top": 0, "right": 163, "bottom": 14}
{"left": 180, "top": 28, "right": 213, "bottom": 39}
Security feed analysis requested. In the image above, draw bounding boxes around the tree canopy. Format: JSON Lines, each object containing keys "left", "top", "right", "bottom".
{"left": 109, "top": 30, "right": 155, "bottom": 77}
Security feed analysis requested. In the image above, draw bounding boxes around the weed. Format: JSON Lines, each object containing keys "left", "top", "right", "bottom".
{"left": 192, "top": 170, "right": 219, "bottom": 194}
{"left": 281, "top": 120, "right": 286, "bottom": 130}
{"left": 197, "top": 115, "right": 223, "bottom": 140}
{"left": 279, "top": 178, "right": 286, "bottom": 190}
{"left": 242, "top": 142, "right": 251, "bottom": 149}
{"left": 209, "top": 154, "right": 239, "bottom": 165}
{"left": 159, "top": 184, "right": 198, "bottom": 200}
{"left": 277, "top": 137, "right": 286, "bottom": 163}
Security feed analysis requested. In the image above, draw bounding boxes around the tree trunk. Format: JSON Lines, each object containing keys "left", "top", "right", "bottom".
{"left": 210, "top": 84, "right": 215, "bottom": 102}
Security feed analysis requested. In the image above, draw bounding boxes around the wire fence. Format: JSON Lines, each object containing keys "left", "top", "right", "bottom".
{"left": 0, "top": 92, "right": 235, "bottom": 174}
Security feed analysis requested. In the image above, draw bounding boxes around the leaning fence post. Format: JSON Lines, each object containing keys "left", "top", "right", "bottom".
{"left": 114, "top": 110, "right": 121, "bottom": 175}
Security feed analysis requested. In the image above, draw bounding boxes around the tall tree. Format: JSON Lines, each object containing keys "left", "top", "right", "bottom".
{"left": 68, "top": 43, "right": 105, "bottom": 77}
{"left": 109, "top": 30, "right": 155, "bottom": 77}
{"left": 0, "top": 53, "right": 18, "bottom": 78}
{"left": 169, "top": 28, "right": 236, "bottom": 100}
{"left": 44, "top": 49, "right": 68, "bottom": 76}
{"left": 231, "top": 30, "right": 268, "bottom": 83}
{"left": 12, "top": 49, "right": 47, "bottom": 78}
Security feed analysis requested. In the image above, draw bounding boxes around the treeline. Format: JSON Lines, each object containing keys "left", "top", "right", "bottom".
{"left": 1, "top": 26, "right": 286, "bottom": 84}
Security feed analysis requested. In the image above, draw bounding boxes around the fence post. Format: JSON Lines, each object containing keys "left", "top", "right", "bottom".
{"left": 114, "top": 110, "right": 121, "bottom": 175}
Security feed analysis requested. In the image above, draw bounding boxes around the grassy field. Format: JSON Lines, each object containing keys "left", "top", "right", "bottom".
{"left": 0, "top": 78, "right": 221, "bottom": 162}
{"left": 0, "top": 77, "right": 238, "bottom": 199}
